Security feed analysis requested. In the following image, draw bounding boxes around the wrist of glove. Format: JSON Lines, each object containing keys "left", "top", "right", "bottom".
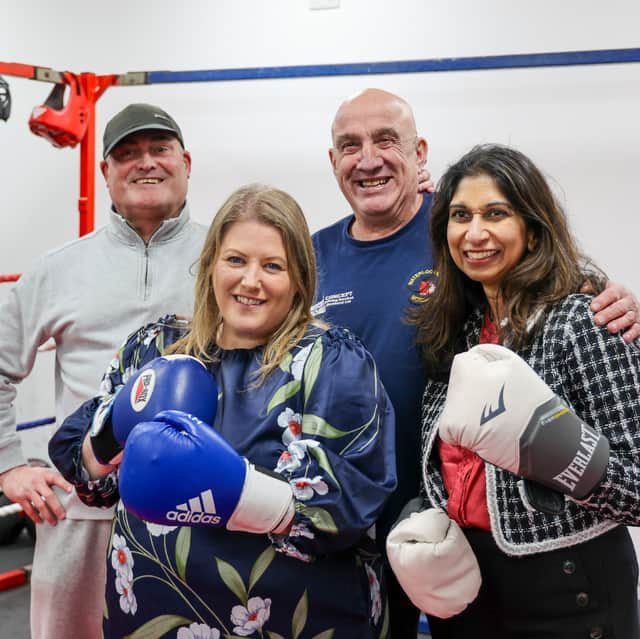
{"left": 517, "top": 394, "right": 609, "bottom": 499}
{"left": 386, "top": 503, "right": 481, "bottom": 619}
{"left": 227, "top": 463, "right": 295, "bottom": 535}
{"left": 89, "top": 399, "right": 119, "bottom": 465}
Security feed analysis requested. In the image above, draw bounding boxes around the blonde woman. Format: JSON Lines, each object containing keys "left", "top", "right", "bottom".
{"left": 50, "top": 184, "right": 396, "bottom": 639}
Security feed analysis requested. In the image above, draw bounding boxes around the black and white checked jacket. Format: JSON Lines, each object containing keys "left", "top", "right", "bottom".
{"left": 421, "top": 294, "right": 640, "bottom": 556}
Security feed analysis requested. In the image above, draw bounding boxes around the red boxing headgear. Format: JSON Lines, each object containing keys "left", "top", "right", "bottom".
{"left": 29, "top": 72, "right": 89, "bottom": 148}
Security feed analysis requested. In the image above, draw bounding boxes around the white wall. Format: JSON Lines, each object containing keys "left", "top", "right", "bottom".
{"left": 1, "top": 2, "right": 638, "bottom": 479}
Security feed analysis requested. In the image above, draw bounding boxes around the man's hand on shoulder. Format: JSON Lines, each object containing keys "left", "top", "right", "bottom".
{"left": 585, "top": 281, "right": 640, "bottom": 343}
{"left": 0, "top": 465, "right": 73, "bottom": 525}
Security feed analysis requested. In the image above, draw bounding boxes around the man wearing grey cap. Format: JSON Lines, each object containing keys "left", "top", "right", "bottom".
{"left": 0, "top": 103, "right": 207, "bottom": 639}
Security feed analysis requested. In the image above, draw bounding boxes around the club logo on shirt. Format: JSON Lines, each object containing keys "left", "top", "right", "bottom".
{"left": 311, "top": 290, "right": 354, "bottom": 316}
{"left": 407, "top": 269, "right": 436, "bottom": 304}
{"left": 130, "top": 370, "right": 156, "bottom": 412}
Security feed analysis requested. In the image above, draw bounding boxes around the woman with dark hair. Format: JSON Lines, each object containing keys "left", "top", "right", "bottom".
{"left": 389, "top": 145, "right": 640, "bottom": 638}
{"left": 418, "top": 144, "right": 607, "bottom": 374}
{"left": 49, "top": 184, "right": 397, "bottom": 639}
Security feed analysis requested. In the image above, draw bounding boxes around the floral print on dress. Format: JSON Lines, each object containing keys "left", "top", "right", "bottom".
{"left": 176, "top": 622, "right": 221, "bottom": 639}
{"left": 111, "top": 533, "right": 134, "bottom": 583}
{"left": 291, "top": 343, "right": 313, "bottom": 380}
{"left": 289, "top": 522, "right": 315, "bottom": 540}
{"left": 278, "top": 407, "right": 303, "bottom": 444}
{"left": 271, "top": 540, "right": 312, "bottom": 563}
{"left": 230, "top": 596, "right": 272, "bottom": 636}
{"left": 115, "top": 572, "right": 137, "bottom": 615}
{"left": 146, "top": 522, "right": 178, "bottom": 537}
{"left": 275, "top": 439, "right": 320, "bottom": 474}
{"left": 291, "top": 476, "right": 329, "bottom": 501}
{"left": 99, "top": 357, "right": 120, "bottom": 394}
{"left": 365, "top": 562, "right": 382, "bottom": 625}
{"left": 110, "top": 533, "right": 137, "bottom": 615}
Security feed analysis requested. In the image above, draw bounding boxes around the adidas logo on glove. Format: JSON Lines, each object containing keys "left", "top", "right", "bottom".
{"left": 165, "top": 489, "right": 222, "bottom": 525}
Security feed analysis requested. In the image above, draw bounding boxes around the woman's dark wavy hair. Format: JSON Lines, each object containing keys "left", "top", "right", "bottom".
{"left": 414, "top": 143, "right": 605, "bottom": 375}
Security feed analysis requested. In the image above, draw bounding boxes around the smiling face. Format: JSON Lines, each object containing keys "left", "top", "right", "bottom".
{"left": 329, "top": 89, "right": 427, "bottom": 238}
{"left": 446, "top": 174, "right": 534, "bottom": 311}
{"left": 212, "top": 220, "right": 296, "bottom": 350}
{"left": 100, "top": 130, "right": 191, "bottom": 239}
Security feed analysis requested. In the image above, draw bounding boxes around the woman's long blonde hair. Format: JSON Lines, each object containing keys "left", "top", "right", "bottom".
{"left": 167, "top": 184, "right": 318, "bottom": 381}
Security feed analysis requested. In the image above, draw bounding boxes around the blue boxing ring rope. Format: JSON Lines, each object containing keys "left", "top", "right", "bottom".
{"left": 121, "top": 47, "right": 640, "bottom": 85}
{"left": 16, "top": 417, "right": 56, "bottom": 432}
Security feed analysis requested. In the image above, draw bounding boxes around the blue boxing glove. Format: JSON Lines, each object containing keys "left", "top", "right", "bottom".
{"left": 90, "top": 355, "right": 218, "bottom": 464}
{"left": 119, "top": 410, "right": 295, "bottom": 534}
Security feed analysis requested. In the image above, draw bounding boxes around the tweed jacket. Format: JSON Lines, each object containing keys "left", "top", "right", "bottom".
{"left": 421, "top": 293, "right": 640, "bottom": 556}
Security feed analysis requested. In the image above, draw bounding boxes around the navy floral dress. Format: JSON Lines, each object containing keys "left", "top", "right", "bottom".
{"left": 50, "top": 317, "right": 397, "bottom": 639}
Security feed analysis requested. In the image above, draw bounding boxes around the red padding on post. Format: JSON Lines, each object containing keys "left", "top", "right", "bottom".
{"left": 0, "top": 566, "right": 30, "bottom": 591}
{"left": 0, "top": 274, "right": 21, "bottom": 283}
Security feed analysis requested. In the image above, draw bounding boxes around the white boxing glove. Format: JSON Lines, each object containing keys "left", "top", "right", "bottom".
{"left": 386, "top": 502, "right": 481, "bottom": 619}
{"left": 438, "top": 344, "right": 609, "bottom": 499}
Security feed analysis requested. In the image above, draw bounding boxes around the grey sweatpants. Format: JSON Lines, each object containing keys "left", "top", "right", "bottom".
{"left": 30, "top": 517, "right": 111, "bottom": 639}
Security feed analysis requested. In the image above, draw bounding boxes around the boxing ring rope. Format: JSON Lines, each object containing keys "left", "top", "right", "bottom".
{"left": 15, "top": 417, "right": 56, "bottom": 432}
{"left": 1, "top": 46, "right": 639, "bottom": 599}
{"left": 142, "top": 47, "right": 640, "bottom": 83}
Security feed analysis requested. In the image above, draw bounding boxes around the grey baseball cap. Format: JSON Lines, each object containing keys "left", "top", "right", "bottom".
{"left": 103, "top": 103, "right": 184, "bottom": 158}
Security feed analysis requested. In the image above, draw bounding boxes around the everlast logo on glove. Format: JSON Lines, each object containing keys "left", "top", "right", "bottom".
{"left": 165, "top": 489, "right": 222, "bottom": 526}
{"left": 552, "top": 421, "right": 600, "bottom": 493}
{"left": 130, "top": 370, "right": 156, "bottom": 412}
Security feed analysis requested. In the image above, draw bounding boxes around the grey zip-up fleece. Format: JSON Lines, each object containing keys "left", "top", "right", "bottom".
{"left": 0, "top": 205, "right": 206, "bottom": 519}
